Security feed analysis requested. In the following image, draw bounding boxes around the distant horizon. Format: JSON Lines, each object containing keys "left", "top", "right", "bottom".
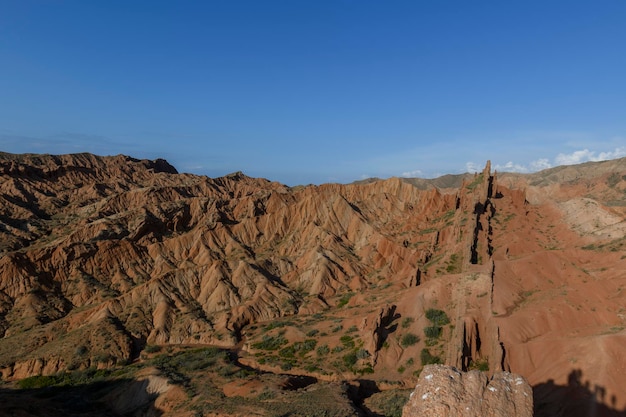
{"left": 3, "top": 148, "right": 624, "bottom": 186}
{"left": 1, "top": 1, "right": 625, "bottom": 185}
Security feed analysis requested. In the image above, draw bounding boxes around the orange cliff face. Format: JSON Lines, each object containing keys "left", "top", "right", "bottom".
{"left": 0, "top": 151, "right": 625, "bottom": 416}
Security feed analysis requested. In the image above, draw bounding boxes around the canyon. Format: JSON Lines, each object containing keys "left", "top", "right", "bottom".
{"left": 0, "top": 151, "right": 625, "bottom": 416}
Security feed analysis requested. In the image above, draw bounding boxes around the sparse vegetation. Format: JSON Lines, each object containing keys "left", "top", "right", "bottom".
{"left": 423, "top": 308, "right": 449, "bottom": 343}
{"left": 445, "top": 253, "right": 462, "bottom": 273}
{"left": 17, "top": 368, "right": 113, "bottom": 389}
{"left": 607, "top": 173, "right": 621, "bottom": 187}
{"left": 342, "top": 352, "right": 358, "bottom": 367}
{"left": 400, "top": 332, "right": 420, "bottom": 347}
{"left": 365, "top": 389, "right": 413, "bottom": 417}
{"left": 466, "top": 173, "right": 484, "bottom": 191}
{"left": 143, "top": 344, "right": 161, "bottom": 353}
{"left": 337, "top": 292, "right": 355, "bottom": 308}
{"left": 425, "top": 308, "right": 450, "bottom": 326}
{"left": 424, "top": 326, "right": 442, "bottom": 339}
{"left": 420, "top": 348, "right": 442, "bottom": 365}
{"left": 316, "top": 344, "right": 330, "bottom": 356}
{"left": 356, "top": 348, "right": 370, "bottom": 359}
{"left": 252, "top": 335, "right": 288, "bottom": 351}
{"left": 469, "top": 358, "right": 489, "bottom": 371}
{"left": 331, "top": 324, "right": 343, "bottom": 333}
{"left": 422, "top": 308, "right": 449, "bottom": 352}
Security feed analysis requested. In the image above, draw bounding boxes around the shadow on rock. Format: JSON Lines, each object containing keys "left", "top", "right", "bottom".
{"left": 0, "top": 378, "right": 164, "bottom": 417}
{"left": 534, "top": 369, "right": 626, "bottom": 417}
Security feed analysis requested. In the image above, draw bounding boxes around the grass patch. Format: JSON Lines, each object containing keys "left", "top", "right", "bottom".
{"left": 445, "top": 253, "right": 462, "bottom": 273}
{"left": 425, "top": 309, "right": 450, "bottom": 326}
{"left": 424, "top": 326, "right": 442, "bottom": 339}
{"left": 400, "top": 333, "right": 420, "bottom": 348}
{"left": 337, "top": 292, "right": 355, "bottom": 308}
{"left": 365, "top": 389, "right": 413, "bottom": 417}
{"left": 468, "top": 358, "right": 489, "bottom": 371}
{"left": 252, "top": 335, "right": 288, "bottom": 351}
{"left": 17, "top": 368, "right": 113, "bottom": 389}
{"left": 420, "top": 348, "right": 441, "bottom": 365}
{"left": 466, "top": 173, "right": 484, "bottom": 191}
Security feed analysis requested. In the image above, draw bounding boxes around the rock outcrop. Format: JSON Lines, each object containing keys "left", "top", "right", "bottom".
{"left": 402, "top": 364, "right": 533, "bottom": 417}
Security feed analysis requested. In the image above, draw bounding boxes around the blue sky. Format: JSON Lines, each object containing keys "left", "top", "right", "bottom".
{"left": 1, "top": 1, "right": 625, "bottom": 185}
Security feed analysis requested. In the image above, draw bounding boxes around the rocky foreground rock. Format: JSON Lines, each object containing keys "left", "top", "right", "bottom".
{"left": 403, "top": 365, "right": 533, "bottom": 417}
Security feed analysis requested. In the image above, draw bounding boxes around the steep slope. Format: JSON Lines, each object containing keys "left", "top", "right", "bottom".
{"left": 0, "top": 152, "right": 625, "bottom": 416}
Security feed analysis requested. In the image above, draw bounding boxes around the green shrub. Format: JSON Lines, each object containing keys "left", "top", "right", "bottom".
{"left": 425, "top": 338, "right": 438, "bottom": 347}
{"left": 257, "top": 388, "right": 275, "bottom": 400}
{"left": 469, "top": 358, "right": 489, "bottom": 371}
{"left": 425, "top": 309, "right": 450, "bottom": 326}
{"left": 316, "top": 344, "right": 330, "bottom": 356}
{"left": 305, "top": 364, "right": 320, "bottom": 372}
{"left": 357, "top": 365, "right": 374, "bottom": 375}
{"left": 446, "top": 254, "right": 461, "bottom": 273}
{"left": 296, "top": 339, "right": 317, "bottom": 353}
{"left": 400, "top": 333, "right": 420, "bottom": 347}
{"left": 337, "top": 292, "right": 355, "bottom": 308}
{"left": 365, "top": 389, "right": 412, "bottom": 417}
{"left": 279, "top": 345, "right": 296, "bottom": 358}
{"left": 17, "top": 375, "right": 58, "bottom": 389}
{"left": 264, "top": 320, "right": 291, "bottom": 331}
{"left": 342, "top": 352, "right": 357, "bottom": 367}
{"left": 424, "top": 326, "right": 442, "bottom": 339}
{"left": 340, "top": 335, "right": 355, "bottom": 349}
{"left": 252, "top": 335, "right": 288, "bottom": 351}
{"left": 356, "top": 349, "right": 370, "bottom": 359}
{"left": 144, "top": 344, "right": 161, "bottom": 353}
{"left": 420, "top": 348, "right": 441, "bottom": 365}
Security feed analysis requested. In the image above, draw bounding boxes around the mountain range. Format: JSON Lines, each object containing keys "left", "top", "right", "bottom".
{"left": 0, "top": 152, "right": 625, "bottom": 417}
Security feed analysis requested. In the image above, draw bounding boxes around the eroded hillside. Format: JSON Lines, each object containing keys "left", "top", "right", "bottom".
{"left": 0, "top": 152, "right": 625, "bottom": 416}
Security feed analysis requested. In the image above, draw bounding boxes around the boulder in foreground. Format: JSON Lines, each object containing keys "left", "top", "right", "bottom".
{"left": 403, "top": 364, "right": 533, "bottom": 417}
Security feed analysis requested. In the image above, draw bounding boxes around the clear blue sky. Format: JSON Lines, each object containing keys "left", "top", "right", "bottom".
{"left": 1, "top": 1, "right": 625, "bottom": 185}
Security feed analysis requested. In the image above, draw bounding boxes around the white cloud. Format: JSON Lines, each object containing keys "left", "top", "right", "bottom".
{"left": 462, "top": 146, "right": 624, "bottom": 177}
{"left": 555, "top": 149, "right": 595, "bottom": 165}
{"left": 529, "top": 158, "right": 552, "bottom": 171}
{"left": 401, "top": 169, "right": 423, "bottom": 177}
{"left": 493, "top": 161, "right": 530, "bottom": 173}
{"left": 466, "top": 162, "right": 481, "bottom": 173}
{"left": 487, "top": 159, "right": 552, "bottom": 174}
{"left": 597, "top": 146, "right": 626, "bottom": 160}
{"left": 555, "top": 147, "right": 626, "bottom": 165}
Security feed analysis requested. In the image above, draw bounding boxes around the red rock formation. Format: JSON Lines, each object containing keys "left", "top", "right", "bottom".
{"left": 1, "top": 152, "right": 625, "bottom": 415}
